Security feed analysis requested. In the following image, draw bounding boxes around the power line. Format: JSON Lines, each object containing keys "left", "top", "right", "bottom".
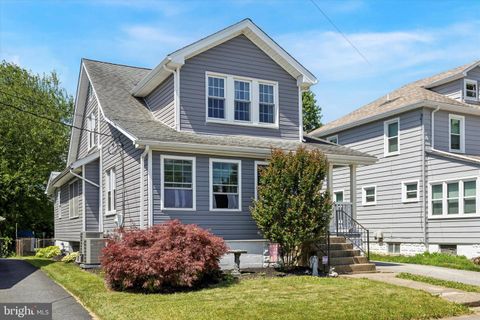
{"left": 0, "top": 100, "right": 111, "bottom": 137}
{"left": 309, "top": 0, "right": 371, "bottom": 66}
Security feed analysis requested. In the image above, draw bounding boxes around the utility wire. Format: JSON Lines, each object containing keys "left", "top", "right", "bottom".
{"left": 309, "top": 0, "right": 371, "bottom": 66}
{"left": 0, "top": 100, "right": 111, "bottom": 137}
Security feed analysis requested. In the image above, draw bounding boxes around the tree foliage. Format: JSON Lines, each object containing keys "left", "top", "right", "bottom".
{"left": 0, "top": 61, "right": 73, "bottom": 239}
{"left": 302, "top": 90, "right": 322, "bottom": 132}
{"left": 251, "top": 147, "right": 332, "bottom": 267}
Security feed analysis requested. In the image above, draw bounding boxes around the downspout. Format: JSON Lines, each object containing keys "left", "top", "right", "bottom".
{"left": 163, "top": 64, "right": 181, "bottom": 131}
{"left": 148, "top": 149, "right": 153, "bottom": 227}
{"left": 139, "top": 145, "right": 150, "bottom": 229}
{"left": 420, "top": 111, "right": 427, "bottom": 250}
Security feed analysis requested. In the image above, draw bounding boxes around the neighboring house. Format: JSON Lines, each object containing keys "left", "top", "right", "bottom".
{"left": 45, "top": 19, "right": 375, "bottom": 268}
{"left": 311, "top": 60, "right": 480, "bottom": 258}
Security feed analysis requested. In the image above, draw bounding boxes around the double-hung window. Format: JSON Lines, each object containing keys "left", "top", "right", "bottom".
{"left": 106, "top": 168, "right": 116, "bottom": 214}
{"left": 207, "top": 76, "right": 226, "bottom": 119}
{"left": 87, "top": 112, "right": 96, "bottom": 149}
{"left": 234, "top": 80, "right": 251, "bottom": 121}
{"left": 465, "top": 79, "right": 478, "bottom": 101}
{"left": 259, "top": 83, "right": 275, "bottom": 124}
{"left": 161, "top": 156, "right": 195, "bottom": 210}
{"left": 402, "top": 181, "right": 419, "bottom": 202}
{"left": 449, "top": 114, "right": 465, "bottom": 153}
{"left": 464, "top": 180, "right": 476, "bottom": 214}
{"left": 362, "top": 186, "right": 376, "bottom": 205}
{"left": 430, "top": 179, "right": 478, "bottom": 217}
{"left": 206, "top": 72, "right": 278, "bottom": 127}
{"left": 431, "top": 184, "right": 443, "bottom": 216}
{"left": 384, "top": 118, "right": 399, "bottom": 156}
{"left": 69, "top": 180, "right": 79, "bottom": 219}
{"left": 210, "top": 159, "right": 241, "bottom": 211}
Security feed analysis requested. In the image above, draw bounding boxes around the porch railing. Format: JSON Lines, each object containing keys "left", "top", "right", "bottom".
{"left": 330, "top": 202, "right": 370, "bottom": 260}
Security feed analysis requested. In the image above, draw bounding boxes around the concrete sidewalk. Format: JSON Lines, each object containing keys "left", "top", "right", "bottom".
{"left": 0, "top": 259, "right": 92, "bottom": 320}
{"left": 345, "top": 272, "right": 480, "bottom": 307}
{"left": 374, "top": 261, "right": 480, "bottom": 286}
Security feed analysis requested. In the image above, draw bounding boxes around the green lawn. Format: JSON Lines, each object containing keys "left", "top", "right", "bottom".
{"left": 23, "top": 258, "right": 469, "bottom": 320}
{"left": 397, "top": 273, "right": 480, "bottom": 293}
{"left": 371, "top": 252, "right": 480, "bottom": 272}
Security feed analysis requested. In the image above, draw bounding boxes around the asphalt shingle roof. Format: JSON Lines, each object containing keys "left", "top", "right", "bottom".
{"left": 83, "top": 59, "right": 374, "bottom": 160}
{"left": 311, "top": 60, "right": 480, "bottom": 136}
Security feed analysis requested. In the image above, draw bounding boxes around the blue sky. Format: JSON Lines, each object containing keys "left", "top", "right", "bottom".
{"left": 1, "top": 0, "right": 479, "bottom": 123}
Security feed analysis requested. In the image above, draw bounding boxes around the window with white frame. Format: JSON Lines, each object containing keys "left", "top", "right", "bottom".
{"left": 449, "top": 114, "right": 465, "bottom": 153}
{"left": 69, "top": 181, "right": 79, "bottom": 219}
{"left": 402, "top": 181, "right": 419, "bottom": 202}
{"left": 326, "top": 135, "right": 338, "bottom": 144}
{"left": 57, "top": 189, "right": 62, "bottom": 219}
{"left": 106, "top": 168, "right": 116, "bottom": 214}
{"left": 334, "top": 190, "right": 344, "bottom": 203}
{"left": 388, "top": 243, "right": 401, "bottom": 254}
{"left": 87, "top": 112, "right": 96, "bottom": 149}
{"left": 465, "top": 79, "right": 478, "bottom": 101}
{"left": 429, "top": 179, "right": 478, "bottom": 217}
{"left": 259, "top": 83, "right": 275, "bottom": 124}
{"left": 384, "top": 118, "right": 399, "bottom": 156}
{"left": 234, "top": 80, "right": 251, "bottom": 121}
{"left": 207, "top": 76, "right": 225, "bottom": 119}
{"left": 161, "top": 156, "right": 195, "bottom": 210}
{"left": 254, "top": 161, "right": 268, "bottom": 200}
{"left": 206, "top": 72, "right": 278, "bottom": 127}
{"left": 210, "top": 159, "right": 241, "bottom": 210}
{"left": 362, "top": 186, "right": 376, "bottom": 205}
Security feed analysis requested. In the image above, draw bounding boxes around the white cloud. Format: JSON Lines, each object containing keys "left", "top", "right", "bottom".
{"left": 277, "top": 21, "right": 480, "bottom": 83}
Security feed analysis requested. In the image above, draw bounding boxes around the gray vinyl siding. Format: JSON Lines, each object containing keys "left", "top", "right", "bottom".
{"left": 179, "top": 34, "right": 300, "bottom": 140}
{"left": 431, "top": 79, "right": 463, "bottom": 101}
{"left": 77, "top": 84, "right": 98, "bottom": 159}
{"left": 54, "top": 179, "right": 83, "bottom": 242}
{"left": 100, "top": 117, "right": 143, "bottom": 232}
{"left": 145, "top": 74, "right": 175, "bottom": 127}
{"left": 431, "top": 110, "right": 480, "bottom": 154}
{"left": 84, "top": 159, "right": 100, "bottom": 231}
{"left": 152, "top": 151, "right": 263, "bottom": 240}
{"left": 329, "top": 109, "right": 425, "bottom": 243}
{"left": 430, "top": 66, "right": 480, "bottom": 105}
{"left": 426, "top": 154, "right": 480, "bottom": 244}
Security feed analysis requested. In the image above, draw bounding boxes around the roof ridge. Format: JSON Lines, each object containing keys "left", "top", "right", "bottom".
{"left": 82, "top": 58, "right": 152, "bottom": 71}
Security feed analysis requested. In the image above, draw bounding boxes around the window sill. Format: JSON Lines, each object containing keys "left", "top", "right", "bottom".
{"left": 105, "top": 211, "right": 117, "bottom": 217}
{"left": 428, "top": 214, "right": 480, "bottom": 220}
{"left": 206, "top": 118, "right": 279, "bottom": 129}
{"left": 402, "top": 199, "right": 419, "bottom": 203}
{"left": 209, "top": 208, "right": 242, "bottom": 212}
{"left": 161, "top": 207, "right": 196, "bottom": 211}
{"left": 69, "top": 216, "right": 80, "bottom": 220}
{"left": 384, "top": 152, "right": 400, "bottom": 158}
{"left": 448, "top": 149, "right": 465, "bottom": 154}
{"left": 362, "top": 203, "right": 377, "bottom": 206}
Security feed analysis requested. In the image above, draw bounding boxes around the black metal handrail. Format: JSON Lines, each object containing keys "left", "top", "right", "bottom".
{"left": 331, "top": 202, "right": 370, "bottom": 260}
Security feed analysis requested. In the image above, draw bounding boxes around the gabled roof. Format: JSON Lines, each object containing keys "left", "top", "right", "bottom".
{"left": 132, "top": 18, "right": 317, "bottom": 97}
{"left": 311, "top": 60, "right": 480, "bottom": 137}
{"left": 81, "top": 59, "right": 375, "bottom": 165}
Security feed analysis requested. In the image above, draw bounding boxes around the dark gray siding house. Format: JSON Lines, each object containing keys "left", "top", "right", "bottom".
{"left": 312, "top": 61, "right": 480, "bottom": 258}
{"left": 46, "top": 19, "right": 375, "bottom": 267}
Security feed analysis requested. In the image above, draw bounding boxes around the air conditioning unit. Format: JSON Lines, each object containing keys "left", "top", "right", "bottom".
{"left": 80, "top": 232, "right": 105, "bottom": 268}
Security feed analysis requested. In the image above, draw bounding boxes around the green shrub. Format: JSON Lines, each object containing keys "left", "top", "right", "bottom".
{"left": 0, "top": 237, "right": 13, "bottom": 258}
{"left": 61, "top": 251, "right": 79, "bottom": 263}
{"left": 35, "top": 246, "right": 61, "bottom": 258}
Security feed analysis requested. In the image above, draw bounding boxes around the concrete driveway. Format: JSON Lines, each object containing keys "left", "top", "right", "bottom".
{"left": 375, "top": 261, "right": 480, "bottom": 286}
{"left": 0, "top": 259, "right": 92, "bottom": 320}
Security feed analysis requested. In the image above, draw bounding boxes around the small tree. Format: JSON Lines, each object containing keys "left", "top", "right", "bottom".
{"left": 302, "top": 90, "right": 322, "bottom": 132}
{"left": 251, "top": 147, "right": 332, "bottom": 268}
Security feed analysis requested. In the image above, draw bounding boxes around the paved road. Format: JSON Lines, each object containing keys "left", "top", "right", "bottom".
{"left": 0, "top": 259, "right": 92, "bottom": 320}
{"left": 375, "top": 261, "right": 480, "bottom": 286}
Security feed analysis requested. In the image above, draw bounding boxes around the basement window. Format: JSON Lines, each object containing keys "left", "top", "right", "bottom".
{"left": 388, "top": 243, "right": 401, "bottom": 254}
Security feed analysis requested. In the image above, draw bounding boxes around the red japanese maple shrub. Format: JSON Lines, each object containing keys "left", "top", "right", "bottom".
{"left": 101, "top": 220, "right": 228, "bottom": 292}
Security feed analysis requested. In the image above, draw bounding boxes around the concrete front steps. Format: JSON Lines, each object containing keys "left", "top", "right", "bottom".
{"left": 329, "top": 236, "right": 376, "bottom": 274}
